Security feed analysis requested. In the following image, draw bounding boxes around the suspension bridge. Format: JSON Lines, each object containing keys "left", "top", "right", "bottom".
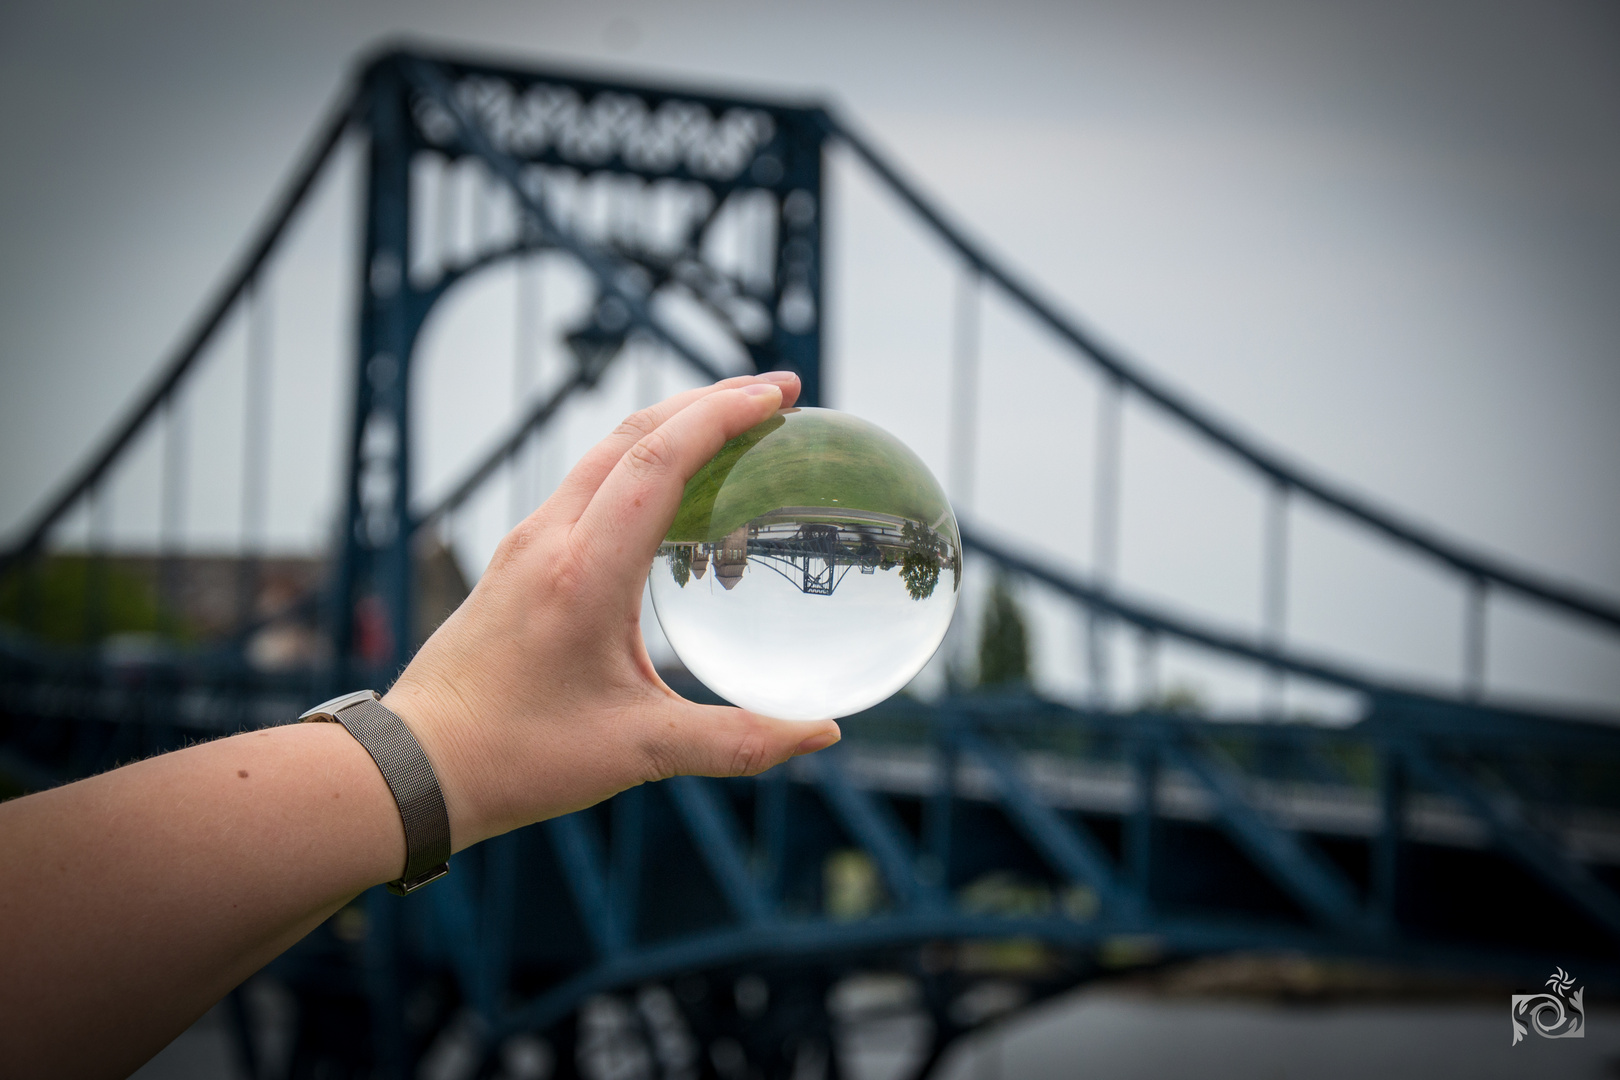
{"left": 2, "top": 45, "right": 1619, "bottom": 1080}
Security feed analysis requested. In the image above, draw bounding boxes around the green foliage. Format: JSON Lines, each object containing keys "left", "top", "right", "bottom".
{"left": 1152, "top": 683, "right": 1205, "bottom": 713}
{"left": 898, "top": 520, "right": 943, "bottom": 601}
{"left": 666, "top": 409, "right": 952, "bottom": 542}
{"left": 824, "top": 849, "right": 884, "bottom": 920}
{"left": 977, "top": 572, "right": 1030, "bottom": 687}
{"left": 668, "top": 544, "right": 692, "bottom": 587}
{"left": 0, "top": 555, "right": 184, "bottom": 647}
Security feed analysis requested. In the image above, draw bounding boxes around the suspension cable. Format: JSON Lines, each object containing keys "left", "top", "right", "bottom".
{"left": 827, "top": 113, "right": 1620, "bottom": 633}
{"left": 0, "top": 84, "right": 356, "bottom": 574}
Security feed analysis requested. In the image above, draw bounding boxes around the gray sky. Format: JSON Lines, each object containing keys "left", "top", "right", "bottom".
{"left": 2, "top": 0, "right": 1617, "bottom": 714}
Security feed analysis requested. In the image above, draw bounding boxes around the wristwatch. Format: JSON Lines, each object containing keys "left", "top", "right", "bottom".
{"left": 299, "top": 690, "right": 452, "bottom": 895}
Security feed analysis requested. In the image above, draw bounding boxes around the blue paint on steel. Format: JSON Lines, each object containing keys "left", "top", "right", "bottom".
{"left": 1399, "top": 739, "right": 1620, "bottom": 941}
{"left": 608, "top": 786, "right": 644, "bottom": 946}
{"left": 1162, "top": 738, "right": 1371, "bottom": 938}
{"left": 429, "top": 860, "right": 494, "bottom": 1017}
{"left": 480, "top": 832, "right": 519, "bottom": 1014}
{"left": 955, "top": 725, "right": 1138, "bottom": 921}
{"left": 666, "top": 775, "right": 774, "bottom": 926}
{"left": 547, "top": 813, "right": 627, "bottom": 957}
{"left": 805, "top": 748, "right": 948, "bottom": 913}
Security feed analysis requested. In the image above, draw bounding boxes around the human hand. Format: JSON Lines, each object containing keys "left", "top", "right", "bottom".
{"left": 383, "top": 372, "right": 840, "bottom": 850}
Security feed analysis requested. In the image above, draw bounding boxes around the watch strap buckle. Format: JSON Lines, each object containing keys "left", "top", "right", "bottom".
{"left": 387, "top": 861, "right": 451, "bottom": 896}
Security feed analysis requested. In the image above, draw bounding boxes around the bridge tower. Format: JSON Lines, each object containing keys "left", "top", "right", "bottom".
{"left": 334, "top": 50, "right": 828, "bottom": 684}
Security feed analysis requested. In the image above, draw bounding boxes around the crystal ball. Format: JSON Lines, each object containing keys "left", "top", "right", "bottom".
{"left": 650, "top": 407, "right": 961, "bottom": 720}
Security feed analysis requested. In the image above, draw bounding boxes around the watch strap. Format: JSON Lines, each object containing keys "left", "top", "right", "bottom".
{"left": 300, "top": 690, "right": 451, "bottom": 894}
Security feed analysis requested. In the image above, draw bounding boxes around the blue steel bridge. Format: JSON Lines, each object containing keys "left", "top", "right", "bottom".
{"left": 668, "top": 511, "right": 952, "bottom": 597}
{"left": 2, "top": 45, "right": 1620, "bottom": 1080}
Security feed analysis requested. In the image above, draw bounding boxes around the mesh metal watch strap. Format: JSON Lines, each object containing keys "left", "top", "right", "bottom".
{"left": 301, "top": 691, "right": 451, "bottom": 895}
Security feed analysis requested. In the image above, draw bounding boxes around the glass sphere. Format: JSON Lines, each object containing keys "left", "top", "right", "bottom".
{"left": 650, "top": 407, "right": 961, "bottom": 720}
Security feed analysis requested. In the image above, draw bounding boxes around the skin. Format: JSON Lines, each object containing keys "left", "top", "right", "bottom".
{"left": 0, "top": 371, "right": 840, "bottom": 1080}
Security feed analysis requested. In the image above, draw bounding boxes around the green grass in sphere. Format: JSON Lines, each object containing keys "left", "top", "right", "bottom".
{"left": 665, "top": 408, "right": 953, "bottom": 543}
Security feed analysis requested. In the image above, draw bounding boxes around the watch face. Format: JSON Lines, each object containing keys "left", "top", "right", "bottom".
{"left": 298, "top": 689, "right": 380, "bottom": 721}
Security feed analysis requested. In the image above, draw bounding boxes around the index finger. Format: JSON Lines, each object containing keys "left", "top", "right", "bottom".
{"left": 568, "top": 383, "right": 785, "bottom": 569}
{"left": 542, "top": 371, "right": 800, "bottom": 524}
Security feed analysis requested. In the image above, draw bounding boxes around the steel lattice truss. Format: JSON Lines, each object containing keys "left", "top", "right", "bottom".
{"left": 3, "top": 46, "right": 1620, "bottom": 1080}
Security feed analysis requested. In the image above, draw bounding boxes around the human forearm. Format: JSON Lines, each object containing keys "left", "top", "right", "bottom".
{"left": 0, "top": 721, "right": 404, "bottom": 1079}
{"left": 0, "top": 373, "right": 841, "bottom": 1078}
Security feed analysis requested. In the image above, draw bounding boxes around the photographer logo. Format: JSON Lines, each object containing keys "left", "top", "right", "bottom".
{"left": 1512, "top": 968, "right": 1584, "bottom": 1045}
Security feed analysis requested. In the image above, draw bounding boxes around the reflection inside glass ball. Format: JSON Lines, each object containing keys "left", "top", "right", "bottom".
{"left": 649, "top": 407, "right": 960, "bottom": 720}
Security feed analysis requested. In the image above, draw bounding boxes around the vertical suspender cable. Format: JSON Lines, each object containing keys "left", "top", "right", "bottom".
{"left": 437, "top": 159, "right": 458, "bottom": 276}
{"left": 239, "top": 277, "right": 272, "bottom": 633}
{"left": 947, "top": 266, "right": 980, "bottom": 685}
{"left": 631, "top": 184, "right": 658, "bottom": 410}
{"left": 1262, "top": 481, "right": 1290, "bottom": 716}
{"left": 635, "top": 350, "right": 661, "bottom": 413}
{"left": 160, "top": 392, "right": 188, "bottom": 636}
{"left": 612, "top": 176, "right": 636, "bottom": 262}
{"left": 1464, "top": 577, "right": 1488, "bottom": 701}
{"left": 472, "top": 162, "right": 491, "bottom": 259}
{"left": 757, "top": 187, "right": 775, "bottom": 297}
{"left": 948, "top": 267, "right": 981, "bottom": 512}
{"left": 1088, "top": 375, "right": 1124, "bottom": 705}
{"left": 1137, "top": 628, "right": 1161, "bottom": 704}
{"left": 20, "top": 540, "right": 43, "bottom": 637}
{"left": 85, "top": 481, "right": 111, "bottom": 645}
{"left": 511, "top": 251, "right": 542, "bottom": 527}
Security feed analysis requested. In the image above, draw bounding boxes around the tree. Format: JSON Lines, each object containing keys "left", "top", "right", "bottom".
{"left": 668, "top": 545, "right": 692, "bottom": 587}
{"left": 898, "top": 521, "right": 942, "bottom": 601}
{"left": 977, "top": 572, "right": 1030, "bottom": 687}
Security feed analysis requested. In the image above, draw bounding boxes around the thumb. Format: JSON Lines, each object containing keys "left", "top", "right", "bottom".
{"left": 657, "top": 704, "right": 841, "bottom": 779}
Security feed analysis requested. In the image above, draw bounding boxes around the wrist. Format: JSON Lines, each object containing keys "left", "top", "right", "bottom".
{"left": 381, "top": 676, "right": 494, "bottom": 852}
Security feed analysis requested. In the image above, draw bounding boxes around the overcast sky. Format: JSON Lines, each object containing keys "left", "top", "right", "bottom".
{"left": 2, "top": 0, "right": 1617, "bottom": 715}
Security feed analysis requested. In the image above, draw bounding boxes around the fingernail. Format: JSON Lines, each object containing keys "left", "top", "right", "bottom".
{"left": 795, "top": 728, "right": 840, "bottom": 755}
{"left": 741, "top": 383, "right": 782, "bottom": 398}
{"left": 758, "top": 370, "right": 799, "bottom": 384}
